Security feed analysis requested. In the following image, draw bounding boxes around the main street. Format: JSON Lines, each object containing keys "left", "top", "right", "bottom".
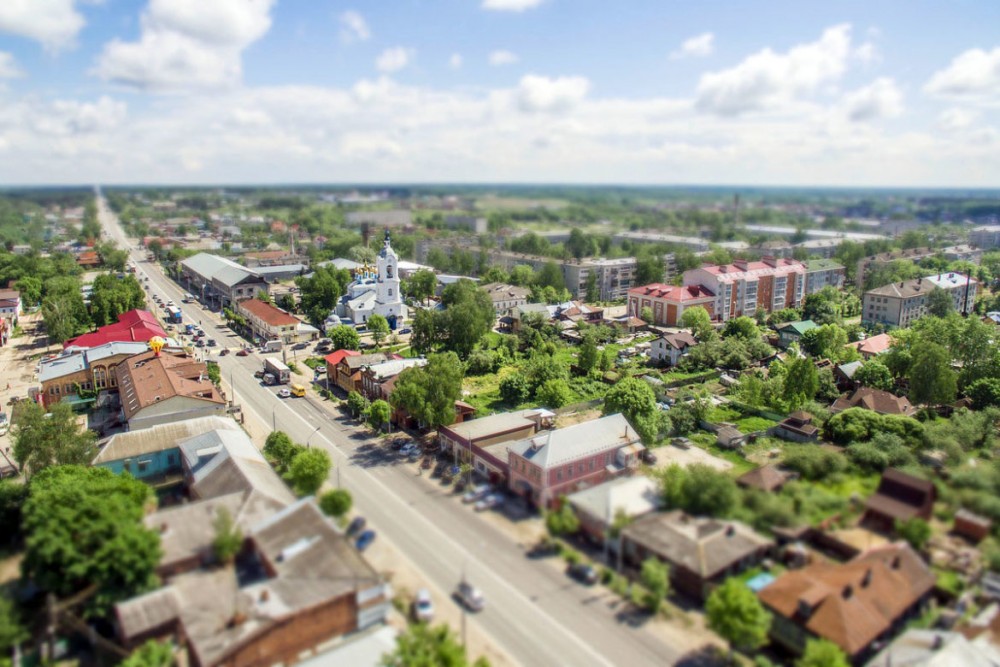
{"left": 96, "top": 191, "right": 685, "bottom": 667}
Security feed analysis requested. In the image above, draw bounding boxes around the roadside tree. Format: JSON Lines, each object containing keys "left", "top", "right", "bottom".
{"left": 705, "top": 579, "right": 772, "bottom": 656}
{"left": 13, "top": 401, "right": 97, "bottom": 479}
{"left": 285, "top": 448, "right": 332, "bottom": 496}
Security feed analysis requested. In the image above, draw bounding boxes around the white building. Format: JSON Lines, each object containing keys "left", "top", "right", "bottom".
{"left": 340, "top": 230, "right": 408, "bottom": 328}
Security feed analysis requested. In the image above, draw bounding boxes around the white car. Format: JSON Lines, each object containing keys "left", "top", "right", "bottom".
{"left": 399, "top": 442, "right": 419, "bottom": 457}
{"left": 474, "top": 493, "right": 504, "bottom": 512}
{"left": 412, "top": 588, "right": 434, "bottom": 623}
{"left": 462, "top": 484, "right": 491, "bottom": 504}
{"left": 277, "top": 388, "right": 291, "bottom": 398}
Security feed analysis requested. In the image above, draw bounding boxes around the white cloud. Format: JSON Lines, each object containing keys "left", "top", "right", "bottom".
{"left": 339, "top": 10, "right": 370, "bottom": 43}
{"left": 375, "top": 47, "right": 414, "bottom": 73}
{"left": 517, "top": 74, "right": 590, "bottom": 113}
{"left": 924, "top": 47, "right": 1000, "bottom": 99}
{"left": 0, "top": 52, "right": 24, "bottom": 79}
{"left": 842, "top": 78, "right": 903, "bottom": 122}
{"left": 449, "top": 53, "right": 463, "bottom": 69}
{"left": 670, "top": 32, "right": 714, "bottom": 60}
{"left": 938, "top": 107, "right": 978, "bottom": 132}
{"left": 0, "top": 0, "right": 87, "bottom": 51}
{"left": 695, "top": 24, "right": 852, "bottom": 115}
{"left": 489, "top": 50, "right": 519, "bottom": 66}
{"left": 93, "top": 0, "right": 275, "bottom": 91}
{"left": 482, "top": 0, "right": 543, "bottom": 12}
{"left": 854, "top": 42, "right": 879, "bottom": 64}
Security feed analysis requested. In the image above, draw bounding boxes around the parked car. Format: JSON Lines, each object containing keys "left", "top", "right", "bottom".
{"left": 253, "top": 369, "right": 265, "bottom": 379}
{"left": 391, "top": 439, "right": 409, "bottom": 451}
{"left": 567, "top": 563, "right": 599, "bottom": 586}
{"left": 206, "top": 339, "right": 217, "bottom": 347}
{"left": 355, "top": 530, "right": 376, "bottom": 551}
{"left": 195, "top": 339, "right": 206, "bottom": 347}
{"left": 462, "top": 484, "right": 491, "bottom": 504}
{"left": 454, "top": 581, "right": 485, "bottom": 612}
{"left": 293, "top": 342, "right": 309, "bottom": 350}
{"left": 474, "top": 493, "right": 504, "bottom": 512}
{"left": 236, "top": 348, "right": 250, "bottom": 357}
{"left": 641, "top": 449, "right": 658, "bottom": 465}
{"left": 399, "top": 328, "right": 412, "bottom": 334}
{"left": 219, "top": 348, "right": 230, "bottom": 356}
{"left": 346, "top": 516, "right": 366, "bottom": 537}
{"left": 526, "top": 539, "right": 560, "bottom": 559}
{"left": 400, "top": 442, "right": 419, "bottom": 457}
{"left": 277, "top": 388, "right": 292, "bottom": 398}
{"left": 0, "top": 413, "right": 8, "bottom": 437}
{"left": 412, "top": 589, "right": 434, "bottom": 623}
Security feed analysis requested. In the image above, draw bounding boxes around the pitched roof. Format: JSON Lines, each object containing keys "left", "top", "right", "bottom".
{"left": 737, "top": 464, "right": 792, "bottom": 492}
{"left": 480, "top": 282, "right": 531, "bottom": 302}
{"left": 777, "top": 320, "right": 818, "bottom": 336}
{"left": 440, "top": 409, "right": 541, "bottom": 444}
{"left": 758, "top": 542, "right": 935, "bottom": 657}
{"left": 93, "top": 415, "right": 240, "bottom": 465}
{"left": 342, "top": 352, "right": 389, "bottom": 371}
{"left": 182, "top": 429, "right": 295, "bottom": 507}
{"left": 238, "top": 298, "right": 299, "bottom": 327}
{"left": 567, "top": 475, "right": 660, "bottom": 521}
{"left": 64, "top": 309, "right": 166, "bottom": 349}
{"left": 622, "top": 510, "right": 771, "bottom": 579}
{"left": 659, "top": 331, "right": 698, "bottom": 350}
{"left": 868, "top": 629, "right": 1000, "bottom": 667}
{"left": 831, "top": 387, "right": 915, "bottom": 416}
{"left": 362, "top": 358, "right": 426, "bottom": 381}
{"left": 323, "top": 349, "right": 360, "bottom": 367}
{"left": 846, "top": 333, "right": 894, "bottom": 356}
{"left": 116, "top": 350, "right": 225, "bottom": 421}
{"left": 865, "top": 468, "right": 935, "bottom": 522}
{"left": 181, "top": 252, "right": 263, "bottom": 288}
{"left": 508, "top": 413, "right": 641, "bottom": 469}
{"left": 628, "top": 283, "right": 715, "bottom": 301}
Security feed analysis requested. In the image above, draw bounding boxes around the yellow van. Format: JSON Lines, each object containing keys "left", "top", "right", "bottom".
{"left": 290, "top": 384, "right": 307, "bottom": 398}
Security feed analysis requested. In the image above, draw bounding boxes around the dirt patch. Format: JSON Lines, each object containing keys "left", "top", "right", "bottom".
{"left": 647, "top": 444, "right": 733, "bottom": 472}
{"left": 555, "top": 407, "right": 603, "bottom": 429}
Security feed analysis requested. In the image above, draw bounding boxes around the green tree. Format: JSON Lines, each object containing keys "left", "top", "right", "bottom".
{"left": 509, "top": 264, "right": 535, "bottom": 287}
{"left": 285, "top": 448, "right": 332, "bottom": 496}
{"left": 0, "top": 596, "right": 27, "bottom": 654}
{"left": 603, "top": 376, "right": 660, "bottom": 444}
{"left": 908, "top": 340, "right": 957, "bottom": 406}
{"left": 381, "top": 623, "right": 485, "bottom": 667}
{"left": 14, "top": 275, "right": 42, "bottom": 306}
{"left": 635, "top": 248, "right": 665, "bottom": 284}
{"left": 854, "top": 359, "right": 894, "bottom": 391}
{"left": 545, "top": 501, "right": 580, "bottom": 536}
{"left": 296, "top": 265, "right": 351, "bottom": 325}
{"left": 640, "top": 306, "right": 655, "bottom": 324}
{"left": 328, "top": 324, "right": 361, "bottom": 351}
{"left": 368, "top": 313, "right": 391, "bottom": 347}
{"left": 368, "top": 399, "right": 392, "bottom": 431}
{"left": 969, "top": 377, "right": 1000, "bottom": 410}
{"left": 585, "top": 271, "right": 600, "bottom": 302}
{"left": 212, "top": 507, "right": 243, "bottom": 564}
{"left": 577, "top": 335, "right": 598, "bottom": 373}
{"left": 566, "top": 228, "right": 595, "bottom": 260}
{"left": 796, "top": 639, "right": 849, "bottom": 667}
{"left": 89, "top": 274, "right": 146, "bottom": 326}
{"left": 683, "top": 464, "right": 739, "bottom": 517}
{"left": 440, "top": 280, "right": 495, "bottom": 358}
{"left": 346, "top": 391, "right": 371, "bottom": 419}
{"left": 680, "top": 306, "right": 716, "bottom": 341}
{"left": 499, "top": 373, "right": 531, "bottom": 404}
{"left": 263, "top": 431, "right": 304, "bottom": 474}
{"left": 723, "top": 316, "right": 760, "bottom": 341}
{"left": 926, "top": 287, "right": 955, "bottom": 318}
{"left": 390, "top": 352, "right": 464, "bottom": 429}
{"left": 895, "top": 517, "right": 932, "bottom": 551}
{"left": 22, "top": 466, "right": 161, "bottom": 616}
{"left": 319, "top": 489, "right": 353, "bottom": 518}
{"left": 799, "top": 324, "right": 849, "bottom": 361}
{"left": 409, "top": 308, "right": 442, "bottom": 355}
{"left": 640, "top": 558, "right": 670, "bottom": 613}
{"left": 705, "top": 579, "right": 772, "bottom": 655}
{"left": 801, "top": 286, "right": 842, "bottom": 325}
{"left": 408, "top": 268, "right": 438, "bottom": 304}
{"left": 13, "top": 401, "right": 97, "bottom": 479}
{"left": 535, "top": 261, "right": 566, "bottom": 291}
{"left": 782, "top": 357, "right": 819, "bottom": 409}
{"left": 536, "top": 379, "right": 573, "bottom": 408}
{"left": 121, "top": 640, "right": 175, "bottom": 667}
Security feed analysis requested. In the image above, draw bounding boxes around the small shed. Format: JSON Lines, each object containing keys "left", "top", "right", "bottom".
{"left": 716, "top": 425, "right": 746, "bottom": 450}
{"left": 954, "top": 509, "right": 991, "bottom": 543}
{"left": 738, "top": 464, "right": 794, "bottom": 493}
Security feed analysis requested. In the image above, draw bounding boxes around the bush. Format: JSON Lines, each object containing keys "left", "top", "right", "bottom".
{"left": 499, "top": 374, "right": 531, "bottom": 404}
{"left": 535, "top": 378, "right": 573, "bottom": 409}
{"left": 782, "top": 445, "right": 848, "bottom": 481}
{"left": 846, "top": 434, "right": 915, "bottom": 472}
{"left": 319, "top": 489, "right": 353, "bottom": 518}
{"left": 465, "top": 349, "right": 499, "bottom": 375}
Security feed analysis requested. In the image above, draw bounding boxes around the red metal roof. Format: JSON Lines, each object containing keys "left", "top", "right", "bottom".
{"left": 628, "top": 283, "right": 715, "bottom": 301}
{"left": 238, "top": 299, "right": 299, "bottom": 327}
{"left": 324, "top": 349, "right": 361, "bottom": 367}
{"left": 64, "top": 309, "right": 166, "bottom": 349}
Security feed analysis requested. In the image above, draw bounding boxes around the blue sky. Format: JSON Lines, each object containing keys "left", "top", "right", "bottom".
{"left": 0, "top": 0, "right": 998, "bottom": 186}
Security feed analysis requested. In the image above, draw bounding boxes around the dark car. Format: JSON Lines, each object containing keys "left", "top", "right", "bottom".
{"left": 399, "top": 328, "right": 412, "bottom": 334}
{"left": 253, "top": 369, "right": 265, "bottom": 379}
{"left": 641, "top": 449, "right": 658, "bottom": 465}
{"left": 567, "top": 563, "right": 599, "bottom": 586}
{"left": 236, "top": 348, "right": 250, "bottom": 357}
{"left": 206, "top": 339, "right": 217, "bottom": 347}
{"left": 346, "top": 516, "right": 366, "bottom": 537}
{"left": 527, "top": 539, "right": 560, "bottom": 559}
{"left": 219, "top": 348, "right": 230, "bottom": 356}
{"left": 293, "top": 342, "right": 309, "bottom": 350}
{"left": 355, "top": 530, "right": 376, "bottom": 551}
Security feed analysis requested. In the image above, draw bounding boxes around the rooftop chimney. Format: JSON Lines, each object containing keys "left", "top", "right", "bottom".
{"left": 842, "top": 584, "right": 853, "bottom": 599}
{"left": 762, "top": 256, "right": 779, "bottom": 268}
{"left": 891, "top": 555, "right": 901, "bottom": 570}
{"left": 861, "top": 568, "right": 872, "bottom": 588}
{"left": 733, "top": 259, "right": 749, "bottom": 271}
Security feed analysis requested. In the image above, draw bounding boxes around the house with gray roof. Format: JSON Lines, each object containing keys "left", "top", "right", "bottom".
{"left": 621, "top": 510, "right": 773, "bottom": 600}
{"left": 181, "top": 428, "right": 295, "bottom": 507}
{"left": 507, "top": 413, "right": 645, "bottom": 508}
{"left": 567, "top": 475, "right": 661, "bottom": 543}
{"left": 179, "top": 252, "right": 269, "bottom": 308}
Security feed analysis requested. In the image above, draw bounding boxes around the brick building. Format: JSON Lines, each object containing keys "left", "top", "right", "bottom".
{"left": 627, "top": 283, "right": 715, "bottom": 327}
{"left": 682, "top": 258, "right": 806, "bottom": 322}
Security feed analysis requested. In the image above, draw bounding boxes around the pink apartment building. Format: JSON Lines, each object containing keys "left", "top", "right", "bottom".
{"left": 682, "top": 258, "right": 806, "bottom": 322}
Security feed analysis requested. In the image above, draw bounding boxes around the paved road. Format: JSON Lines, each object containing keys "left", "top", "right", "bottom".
{"left": 96, "top": 191, "right": 684, "bottom": 667}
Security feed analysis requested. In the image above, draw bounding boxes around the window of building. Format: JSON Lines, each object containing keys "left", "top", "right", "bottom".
{"left": 94, "top": 366, "right": 107, "bottom": 389}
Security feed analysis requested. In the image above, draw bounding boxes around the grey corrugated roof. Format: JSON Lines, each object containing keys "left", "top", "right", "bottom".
{"left": 38, "top": 353, "right": 86, "bottom": 382}
{"left": 185, "top": 429, "right": 295, "bottom": 506}
{"left": 182, "top": 252, "right": 262, "bottom": 287}
{"left": 567, "top": 476, "right": 660, "bottom": 522}
{"left": 94, "top": 415, "right": 240, "bottom": 465}
{"left": 212, "top": 265, "right": 259, "bottom": 288}
{"left": 508, "top": 413, "right": 640, "bottom": 469}
{"left": 442, "top": 409, "right": 539, "bottom": 443}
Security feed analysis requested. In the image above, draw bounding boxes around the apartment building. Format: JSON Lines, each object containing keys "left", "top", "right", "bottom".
{"left": 627, "top": 283, "right": 715, "bottom": 326}
{"left": 862, "top": 272, "right": 978, "bottom": 328}
{"left": 682, "top": 258, "right": 806, "bottom": 322}
{"left": 856, "top": 246, "right": 981, "bottom": 289}
{"left": 804, "top": 259, "right": 846, "bottom": 294}
{"left": 970, "top": 226, "right": 1000, "bottom": 249}
{"left": 236, "top": 298, "right": 318, "bottom": 345}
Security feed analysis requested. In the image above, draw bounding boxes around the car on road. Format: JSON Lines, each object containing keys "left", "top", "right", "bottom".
{"left": 253, "top": 369, "right": 265, "bottom": 379}
{"left": 206, "top": 339, "right": 217, "bottom": 347}
{"left": 474, "top": 493, "right": 504, "bottom": 512}
{"left": 195, "top": 340, "right": 206, "bottom": 347}
{"left": 277, "top": 388, "right": 292, "bottom": 398}
{"left": 219, "top": 349, "right": 230, "bottom": 356}
{"left": 236, "top": 348, "right": 250, "bottom": 357}
{"left": 462, "top": 484, "right": 491, "bottom": 504}
{"left": 346, "top": 516, "right": 366, "bottom": 537}
{"left": 454, "top": 581, "right": 485, "bottom": 612}
{"left": 399, "top": 328, "right": 412, "bottom": 334}
{"left": 292, "top": 342, "right": 309, "bottom": 350}
{"left": 567, "top": 563, "right": 599, "bottom": 586}
{"left": 412, "top": 588, "right": 434, "bottom": 623}
{"left": 526, "top": 539, "right": 560, "bottom": 559}
{"left": 355, "top": 530, "right": 376, "bottom": 551}
{"left": 399, "top": 442, "right": 419, "bottom": 457}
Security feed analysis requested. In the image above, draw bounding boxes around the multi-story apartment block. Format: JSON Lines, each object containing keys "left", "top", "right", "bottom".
{"left": 970, "top": 226, "right": 1000, "bottom": 249}
{"left": 855, "top": 246, "right": 981, "bottom": 289}
{"left": 612, "top": 231, "right": 710, "bottom": 252}
{"left": 804, "top": 259, "right": 846, "bottom": 294}
{"left": 682, "top": 258, "right": 806, "bottom": 322}
{"left": 862, "top": 272, "right": 978, "bottom": 328}
{"left": 627, "top": 283, "right": 715, "bottom": 326}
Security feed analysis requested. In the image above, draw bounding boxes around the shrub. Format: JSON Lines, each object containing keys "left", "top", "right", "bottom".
{"left": 782, "top": 445, "right": 848, "bottom": 481}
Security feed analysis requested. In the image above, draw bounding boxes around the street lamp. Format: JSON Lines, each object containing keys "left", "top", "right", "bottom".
{"left": 271, "top": 405, "right": 276, "bottom": 432}
{"left": 306, "top": 425, "right": 321, "bottom": 448}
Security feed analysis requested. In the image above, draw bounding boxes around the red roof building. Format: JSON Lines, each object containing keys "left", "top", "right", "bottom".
{"left": 627, "top": 283, "right": 715, "bottom": 326}
{"left": 683, "top": 257, "right": 807, "bottom": 322}
{"left": 324, "top": 349, "right": 360, "bottom": 387}
{"left": 76, "top": 250, "right": 101, "bottom": 267}
{"left": 64, "top": 309, "right": 166, "bottom": 350}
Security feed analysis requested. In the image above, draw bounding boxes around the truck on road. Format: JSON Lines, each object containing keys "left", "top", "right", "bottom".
{"left": 262, "top": 339, "right": 283, "bottom": 353}
{"left": 264, "top": 358, "right": 290, "bottom": 385}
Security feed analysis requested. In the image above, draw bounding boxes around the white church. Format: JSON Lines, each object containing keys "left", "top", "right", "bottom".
{"left": 337, "top": 229, "right": 408, "bottom": 329}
